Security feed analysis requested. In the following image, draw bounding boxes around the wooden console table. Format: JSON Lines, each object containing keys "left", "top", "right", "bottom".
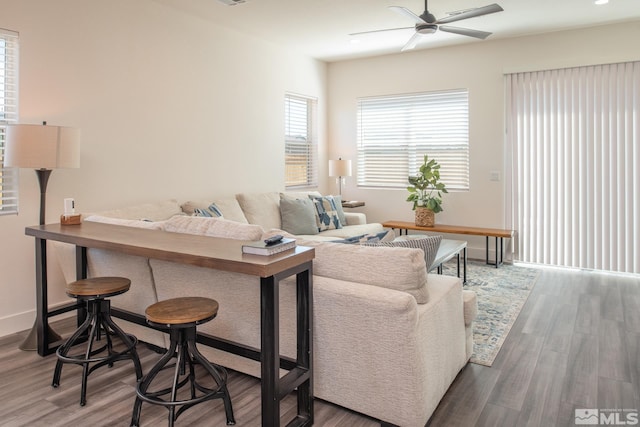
{"left": 383, "top": 220, "right": 514, "bottom": 268}
{"left": 25, "top": 222, "right": 315, "bottom": 426}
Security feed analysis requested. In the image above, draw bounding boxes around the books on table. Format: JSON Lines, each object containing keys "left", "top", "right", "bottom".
{"left": 242, "top": 238, "right": 297, "bottom": 256}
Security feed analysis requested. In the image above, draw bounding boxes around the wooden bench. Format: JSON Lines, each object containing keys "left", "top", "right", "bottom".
{"left": 382, "top": 220, "right": 514, "bottom": 268}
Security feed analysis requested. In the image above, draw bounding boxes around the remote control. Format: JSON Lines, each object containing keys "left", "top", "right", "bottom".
{"left": 264, "top": 235, "right": 284, "bottom": 245}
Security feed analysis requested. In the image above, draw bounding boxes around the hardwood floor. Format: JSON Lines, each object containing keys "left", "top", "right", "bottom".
{"left": 428, "top": 266, "right": 640, "bottom": 427}
{"left": 0, "top": 266, "right": 637, "bottom": 426}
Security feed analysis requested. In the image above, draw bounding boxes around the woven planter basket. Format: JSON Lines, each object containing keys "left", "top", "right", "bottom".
{"left": 415, "top": 207, "right": 435, "bottom": 227}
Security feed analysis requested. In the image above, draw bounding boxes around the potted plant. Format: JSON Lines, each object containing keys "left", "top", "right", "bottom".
{"left": 406, "top": 154, "right": 448, "bottom": 227}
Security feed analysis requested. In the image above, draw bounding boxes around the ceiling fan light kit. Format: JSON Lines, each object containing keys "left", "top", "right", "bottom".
{"left": 417, "top": 24, "right": 438, "bottom": 35}
{"left": 353, "top": 0, "right": 504, "bottom": 52}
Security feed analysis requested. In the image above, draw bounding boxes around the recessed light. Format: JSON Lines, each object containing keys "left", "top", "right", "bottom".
{"left": 595, "top": 0, "right": 609, "bottom": 5}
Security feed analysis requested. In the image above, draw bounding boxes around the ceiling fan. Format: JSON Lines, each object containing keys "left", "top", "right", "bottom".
{"left": 351, "top": 1, "right": 504, "bottom": 51}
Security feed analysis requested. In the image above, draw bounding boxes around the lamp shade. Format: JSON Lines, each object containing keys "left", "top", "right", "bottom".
{"left": 328, "top": 158, "right": 352, "bottom": 177}
{"left": 4, "top": 124, "right": 80, "bottom": 169}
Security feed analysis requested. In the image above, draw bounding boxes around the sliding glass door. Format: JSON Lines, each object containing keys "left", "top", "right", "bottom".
{"left": 506, "top": 61, "right": 639, "bottom": 274}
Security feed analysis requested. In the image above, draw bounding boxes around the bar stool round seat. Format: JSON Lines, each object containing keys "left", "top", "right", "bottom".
{"left": 52, "top": 277, "right": 143, "bottom": 406}
{"left": 131, "top": 297, "right": 235, "bottom": 427}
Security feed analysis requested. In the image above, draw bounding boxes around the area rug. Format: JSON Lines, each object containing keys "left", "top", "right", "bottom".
{"left": 442, "top": 260, "right": 540, "bottom": 366}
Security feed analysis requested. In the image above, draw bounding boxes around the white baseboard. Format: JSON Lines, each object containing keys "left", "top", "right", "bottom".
{"left": 0, "top": 303, "right": 74, "bottom": 338}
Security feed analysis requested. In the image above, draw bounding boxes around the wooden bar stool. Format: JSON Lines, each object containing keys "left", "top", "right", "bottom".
{"left": 52, "top": 277, "right": 143, "bottom": 406}
{"left": 131, "top": 297, "right": 235, "bottom": 427}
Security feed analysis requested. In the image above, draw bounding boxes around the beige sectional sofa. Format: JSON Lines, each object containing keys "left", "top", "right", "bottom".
{"left": 53, "top": 192, "right": 477, "bottom": 427}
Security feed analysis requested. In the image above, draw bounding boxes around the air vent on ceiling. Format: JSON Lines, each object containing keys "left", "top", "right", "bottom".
{"left": 217, "top": 0, "right": 247, "bottom": 5}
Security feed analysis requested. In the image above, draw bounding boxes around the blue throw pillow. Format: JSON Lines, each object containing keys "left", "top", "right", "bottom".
{"left": 193, "top": 202, "right": 223, "bottom": 218}
{"left": 310, "top": 196, "right": 343, "bottom": 232}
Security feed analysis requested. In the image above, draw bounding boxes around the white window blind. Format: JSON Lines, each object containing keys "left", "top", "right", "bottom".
{"left": 0, "top": 29, "right": 19, "bottom": 216}
{"left": 506, "top": 62, "right": 639, "bottom": 274}
{"left": 357, "top": 89, "right": 469, "bottom": 190}
{"left": 285, "top": 93, "right": 317, "bottom": 189}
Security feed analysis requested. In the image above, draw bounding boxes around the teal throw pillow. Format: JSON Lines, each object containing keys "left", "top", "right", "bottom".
{"left": 279, "top": 197, "right": 319, "bottom": 235}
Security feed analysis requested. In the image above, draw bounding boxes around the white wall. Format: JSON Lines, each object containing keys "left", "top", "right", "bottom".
{"left": 327, "top": 21, "right": 640, "bottom": 257}
{"left": 0, "top": 0, "right": 327, "bottom": 336}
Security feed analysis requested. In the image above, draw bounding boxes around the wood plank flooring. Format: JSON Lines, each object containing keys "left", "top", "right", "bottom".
{"left": 0, "top": 266, "right": 638, "bottom": 426}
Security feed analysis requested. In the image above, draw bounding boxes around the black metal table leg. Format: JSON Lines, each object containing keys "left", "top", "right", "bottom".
{"left": 260, "top": 276, "right": 280, "bottom": 426}
{"left": 260, "top": 265, "right": 314, "bottom": 427}
{"left": 296, "top": 266, "right": 313, "bottom": 424}
{"left": 485, "top": 236, "right": 489, "bottom": 265}
{"left": 486, "top": 237, "right": 504, "bottom": 268}
{"left": 35, "top": 237, "right": 49, "bottom": 357}
{"left": 463, "top": 247, "right": 467, "bottom": 284}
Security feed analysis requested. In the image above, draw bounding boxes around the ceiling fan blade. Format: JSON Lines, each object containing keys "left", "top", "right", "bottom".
{"left": 389, "top": 6, "right": 426, "bottom": 24}
{"left": 438, "top": 25, "right": 492, "bottom": 39}
{"left": 401, "top": 31, "right": 423, "bottom": 51}
{"left": 349, "top": 26, "right": 414, "bottom": 37}
{"left": 435, "top": 3, "right": 503, "bottom": 25}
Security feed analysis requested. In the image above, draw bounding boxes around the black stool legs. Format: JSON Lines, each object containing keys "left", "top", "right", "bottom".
{"left": 52, "top": 297, "right": 143, "bottom": 406}
{"left": 131, "top": 326, "right": 235, "bottom": 426}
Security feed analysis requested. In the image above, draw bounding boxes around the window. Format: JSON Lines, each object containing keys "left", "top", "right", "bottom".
{"left": 0, "top": 29, "right": 19, "bottom": 216}
{"left": 357, "top": 89, "right": 469, "bottom": 191}
{"left": 285, "top": 93, "right": 317, "bottom": 188}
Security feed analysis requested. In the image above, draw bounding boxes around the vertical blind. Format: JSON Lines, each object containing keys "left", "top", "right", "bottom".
{"left": 284, "top": 93, "right": 317, "bottom": 188}
{"left": 0, "top": 29, "right": 19, "bottom": 216}
{"left": 506, "top": 62, "right": 639, "bottom": 274}
{"left": 356, "top": 89, "right": 469, "bottom": 190}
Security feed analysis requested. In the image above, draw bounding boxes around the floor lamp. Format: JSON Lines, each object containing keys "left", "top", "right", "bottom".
{"left": 328, "top": 158, "right": 352, "bottom": 199}
{"left": 4, "top": 122, "right": 81, "bottom": 351}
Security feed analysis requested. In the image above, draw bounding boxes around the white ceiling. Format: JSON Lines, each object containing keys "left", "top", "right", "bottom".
{"left": 152, "top": 0, "right": 640, "bottom": 62}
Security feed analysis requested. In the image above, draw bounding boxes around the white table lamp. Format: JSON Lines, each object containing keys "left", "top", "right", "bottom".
{"left": 328, "top": 158, "right": 352, "bottom": 198}
{"left": 5, "top": 122, "right": 80, "bottom": 225}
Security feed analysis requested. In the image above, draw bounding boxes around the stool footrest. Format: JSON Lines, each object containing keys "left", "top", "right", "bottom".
{"left": 132, "top": 324, "right": 235, "bottom": 426}
{"left": 52, "top": 296, "right": 142, "bottom": 407}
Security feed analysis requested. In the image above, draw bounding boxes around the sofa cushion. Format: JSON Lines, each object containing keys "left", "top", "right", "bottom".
{"left": 93, "top": 199, "right": 183, "bottom": 221}
{"left": 181, "top": 198, "right": 249, "bottom": 223}
{"left": 365, "top": 235, "right": 442, "bottom": 272}
{"left": 283, "top": 190, "right": 322, "bottom": 199}
{"left": 310, "top": 196, "right": 342, "bottom": 232}
{"left": 164, "top": 216, "right": 263, "bottom": 240}
{"left": 312, "top": 223, "right": 384, "bottom": 239}
{"left": 193, "top": 202, "right": 223, "bottom": 218}
{"left": 279, "top": 196, "right": 318, "bottom": 235}
{"left": 84, "top": 215, "right": 166, "bottom": 230}
{"left": 336, "top": 230, "right": 396, "bottom": 244}
{"left": 236, "top": 192, "right": 281, "bottom": 230}
{"left": 296, "top": 240, "right": 430, "bottom": 303}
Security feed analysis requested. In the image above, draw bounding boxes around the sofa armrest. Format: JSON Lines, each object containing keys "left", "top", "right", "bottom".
{"left": 462, "top": 290, "right": 477, "bottom": 326}
{"left": 344, "top": 212, "right": 366, "bottom": 225}
{"left": 313, "top": 274, "right": 467, "bottom": 426}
